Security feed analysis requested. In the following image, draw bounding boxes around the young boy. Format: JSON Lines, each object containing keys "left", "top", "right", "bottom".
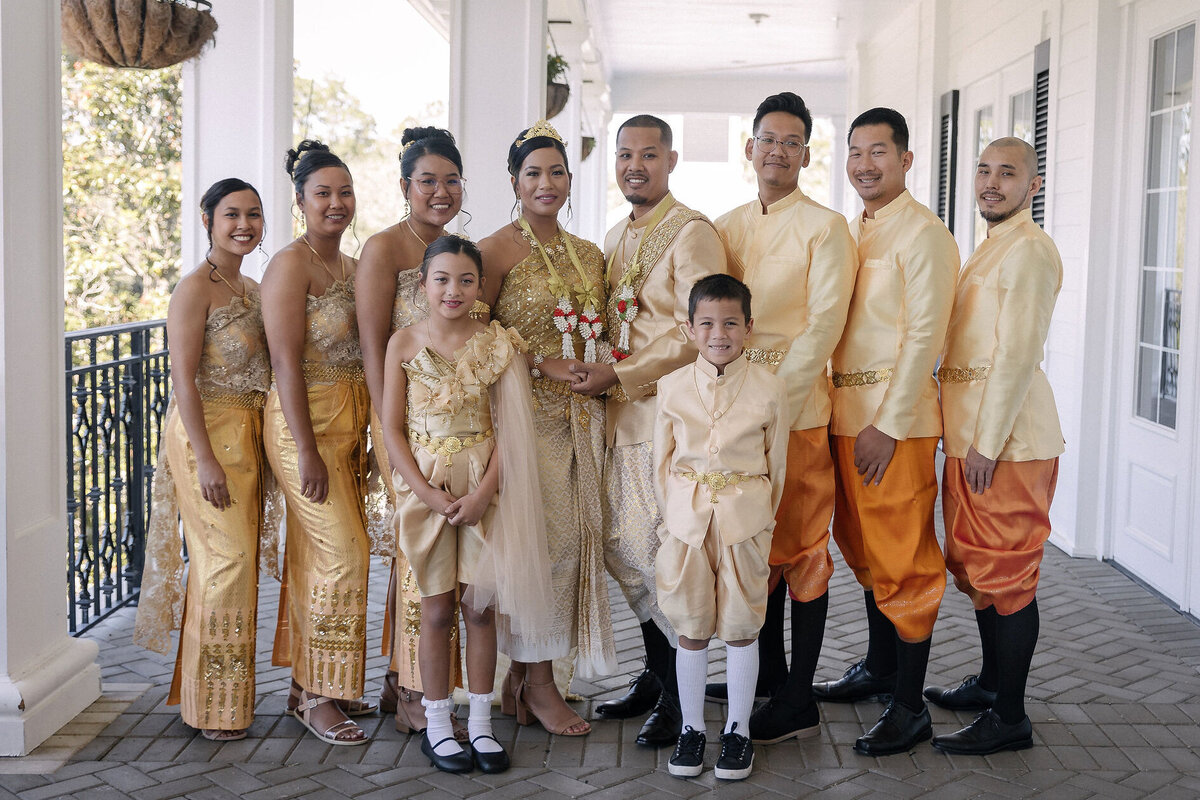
{"left": 653, "top": 273, "right": 789, "bottom": 780}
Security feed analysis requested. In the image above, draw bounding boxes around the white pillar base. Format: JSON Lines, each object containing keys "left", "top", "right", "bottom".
{"left": 0, "top": 638, "right": 99, "bottom": 756}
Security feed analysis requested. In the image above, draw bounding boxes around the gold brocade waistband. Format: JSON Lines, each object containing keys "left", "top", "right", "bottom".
{"left": 937, "top": 365, "right": 991, "bottom": 384}
{"left": 409, "top": 428, "right": 494, "bottom": 467}
{"left": 200, "top": 390, "right": 266, "bottom": 409}
{"left": 745, "top": 347, "right": 785, "bottom": 367}
{"left": 302, "top": 363, "right": 365, "bottom": 385}
{"left": 831, "top": 368, "right": 894, "bottom": 388}
{"left": 681, "top": 470, "right": 751, "bottom": 504}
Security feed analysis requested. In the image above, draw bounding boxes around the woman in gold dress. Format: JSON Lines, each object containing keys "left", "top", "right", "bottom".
{"left": 134, "top": 178, "right": 270, "bottom": 741}
{"left": 480, "top": 120, "right": 617, "bottom": 736}
{"left": 356, "top": 127, "right": 468, "bottom": 735}
{"left": 262, "top": 140, "right": 372, "bottom": 746}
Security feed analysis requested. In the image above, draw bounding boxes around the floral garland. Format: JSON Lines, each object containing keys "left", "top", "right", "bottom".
{"left": 519, "top": 217, "right": 602, "bottom": 362}
{"left": 604, "top": 193, "right": 674, "bottom": 360}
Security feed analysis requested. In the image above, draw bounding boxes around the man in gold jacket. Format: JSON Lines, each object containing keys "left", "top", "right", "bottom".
{"left": 825, "top": 108, "right": 958, "bottom": 755}
{"left": 572, "top": 114, "right": 727, "bottom": 746}
{"left": 712, "top": 92, "right": 856, "bottom": 743}
{"left": 927, "top": 137, "right": 1064, "bottom": 756}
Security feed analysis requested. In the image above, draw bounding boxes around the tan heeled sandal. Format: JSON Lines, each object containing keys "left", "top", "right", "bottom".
{"left": 288, "top": 679, "right": 377, "bottom": 717}
{"left": 382, "top": 673, "right": 467, "bottom": 740}
{"left": 514, "top": 679, "right": 591, "bottom": 736}
{"left": 292, "top": 691, "right": 368, "bottom": 746}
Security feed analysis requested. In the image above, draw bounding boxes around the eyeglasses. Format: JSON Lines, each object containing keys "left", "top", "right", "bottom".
{"left": 753, "top": 136, "right": 807, "bottom": 156}
{"left": 409, "top": 177, "right": 465, "bottom": 195}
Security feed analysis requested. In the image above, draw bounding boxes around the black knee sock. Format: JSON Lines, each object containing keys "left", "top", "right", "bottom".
{"left": 893, "top": 637, "right": 931, "bottom": 713}
{"left": 641, "top": 620, "right": 672, "bottom": 689}
{"left": 863, "top": 590, "right": 898, "bottom": 677}
{"left": 758, "top": 581, "right": 789, "bottom": 692}
{"left": 974, "top": 606, "right": 999, "bottom": 692}
{"left": 993, "top": 599, "right": 1039, "bottom": 725}
{"left": 778, "top": 591, "right": 829, "bottom": 709}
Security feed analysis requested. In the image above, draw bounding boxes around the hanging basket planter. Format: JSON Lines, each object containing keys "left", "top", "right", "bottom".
{"left": 547, "top": 82, "right": 570, "bottom": 119}
{"left": 582, "top": 136, "right": 596, "bottom": 161}
{"left": 61, "top": 0, "right": 218, "bottom": 70}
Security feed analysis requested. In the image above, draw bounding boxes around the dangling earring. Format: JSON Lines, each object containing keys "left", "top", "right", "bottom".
{"left": 510, "top": 196, "right": 521, "bottom": 223}
{"left": 567, "top": 195, "right": 574, "bottom": 221}
{"left": 403, "top": 197, "right": 411, "bottom": 219}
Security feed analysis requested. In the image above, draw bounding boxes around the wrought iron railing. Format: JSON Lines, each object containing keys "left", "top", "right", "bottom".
{"left": 66, "top": 320, "right": 170, "bottom": 634}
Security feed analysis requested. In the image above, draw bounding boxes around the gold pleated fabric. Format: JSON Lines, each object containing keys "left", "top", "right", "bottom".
{"left": 265, "top": 280, "right": 370, "bottom": 700}
{"left": 134, "top": 294, "right": 270, "bottom": 732}
{"left": 491, "top": 230, "right": 616, "bottom": 677}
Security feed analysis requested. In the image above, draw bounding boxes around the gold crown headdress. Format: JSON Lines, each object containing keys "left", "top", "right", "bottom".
{"left": 515, "top": 119, "right": 566, "bottom": 147}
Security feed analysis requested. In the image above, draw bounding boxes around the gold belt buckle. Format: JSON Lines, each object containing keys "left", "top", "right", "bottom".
{"left": 440, "top": 436, "right": 463, "bottom": 467}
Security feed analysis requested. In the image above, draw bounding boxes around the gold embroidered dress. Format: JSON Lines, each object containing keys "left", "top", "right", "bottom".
{"left": 134, "top": 292, "right": 271, "bottom": 732}
{"left": 492, "top": 230, "right": 616, "bottom": 675}
{"left": 265, "top": 279, "right": 371, "bottom": 701}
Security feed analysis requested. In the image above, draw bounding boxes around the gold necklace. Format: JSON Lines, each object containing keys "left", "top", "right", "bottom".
{"left": 302, "top": 234, "right": 346, "bottom": 281}
{"left": 405, "top": 217, "right": 443, "bottom": 249}
{"left": 693, "top": 363, "right": 749, "bottom": 426}
{"left": 206, "top": 257, "right": 250, "bottom": 308}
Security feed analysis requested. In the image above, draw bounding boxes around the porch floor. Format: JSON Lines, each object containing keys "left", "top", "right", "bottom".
{"left": 4, "top": 533, "right": 1200, "bottom": 797}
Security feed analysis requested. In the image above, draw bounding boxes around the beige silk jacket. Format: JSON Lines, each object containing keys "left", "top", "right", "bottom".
{"left": 604, "top": 194, "right": 727, "bottom": 446}
{"left": 831, "top": 190, "right": 958, "bottom": 439}
{"left": 715, "top": 187, "right": 857, "bottom": 431}
{"left": 940, "top": 208, "right": 1064, "bottom": 461}
{"left": 653, "top": 355, "right": 789, "bottom": 548}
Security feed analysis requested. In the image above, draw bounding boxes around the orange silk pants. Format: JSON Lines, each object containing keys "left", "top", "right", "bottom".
{"left": 770, "top": 427, "right": 836, "bottom": 601}
{"left": 831, "top": 435, "right": 945, "bottom": 642}
{"left": 942, "top": 456, "right": 1059, "bottom": 616}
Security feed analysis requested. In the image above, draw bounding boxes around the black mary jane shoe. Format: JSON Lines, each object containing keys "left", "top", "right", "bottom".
{"left": 923, "top": 675, "right": 997, "bottom": 711}
{"left": 812, "top": 659, "right": 896, "bottom": 703}
{"left": 421, "top": 732, "right": 473, "bottom": 773}
{"left": 636, "top": 691, "right": 682, "bottom": 747}
{"left": 931, "top": 709, "right": 1033, "bottom": 755}
{"left": 854, "top": 700, "right": 932, "bottom": 756}
{"left": 595, "top": 669, "right": 662, "bottom": 719}
{"left": 470, "top": 735, "right": 510, "bottom": 774}
{"left": 749, "top": 694, "right": 820, "bottom": 744}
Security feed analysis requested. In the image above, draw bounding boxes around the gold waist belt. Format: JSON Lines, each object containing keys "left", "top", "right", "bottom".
{"left": 681, "top": 471, "right": 751, "bottom": 504}
{"left": 937, "top": 365, "right": 991, "bottom": 384}
{"left": 200, "top": 390, "right": 266, "bottom": 410}
{"left": 745, "top": 347, "right": 785, "bottom": 367}
{"left": 302, "top": 362, "right": 365, "bottom": 385}
{"left": 832, "top": 367, "right": 894, "bottom": 388}
{"left": 409, "top": 428, "right": 494, "bottom": 467}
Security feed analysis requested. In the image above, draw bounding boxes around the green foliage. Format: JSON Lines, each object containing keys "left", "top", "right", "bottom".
{"left": 547, "top": 53, "right": 569, "bottom": 84}
{"left": 62, "top": 55, "right": 182, "bottom": 331}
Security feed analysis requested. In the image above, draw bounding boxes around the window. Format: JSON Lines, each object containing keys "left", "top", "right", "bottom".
{"left": 972, "top": 105, "right": 994, "bottom": 250}
{"left": 1135, "top": 24, "right": 1193, "bottom": 428}
{"left": 1010, "top": 89, "right": 1034, "bottom": 144}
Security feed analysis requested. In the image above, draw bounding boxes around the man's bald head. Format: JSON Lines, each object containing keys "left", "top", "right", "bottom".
{"left": 984, "top": 137, "right": 1039, "bottom": 179}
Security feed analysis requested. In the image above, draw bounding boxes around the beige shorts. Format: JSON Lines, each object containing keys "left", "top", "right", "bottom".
{"left": 655, "top": 524, "right": 772, "bottom": 642}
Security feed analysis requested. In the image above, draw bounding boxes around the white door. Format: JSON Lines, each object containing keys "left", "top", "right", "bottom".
{"left": 1113, "top": 3, "right": 1200, "bottom": 613}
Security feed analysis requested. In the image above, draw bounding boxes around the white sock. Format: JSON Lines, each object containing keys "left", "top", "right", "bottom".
{"left": 421, "top": 696, "right": 463, "bottom": 756}
{"left": 724, "top": 640, "right": 759, "bottom": 735}
{"left": 676, "top": 644, "right": 710, "bottom": 734}
{"left": 467, "top": 691, "right": 502, "bottom": 753}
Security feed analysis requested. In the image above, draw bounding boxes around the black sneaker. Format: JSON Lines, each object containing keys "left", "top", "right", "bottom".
{"left": 667, "top": 726, "right": 706, "bottom": 778}
{"left": 714, "top": 722, "right": 754, "bottom": 780}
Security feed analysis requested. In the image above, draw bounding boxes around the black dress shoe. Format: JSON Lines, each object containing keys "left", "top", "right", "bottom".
{"left": 932, "top": 709, "right": 1033, "bottom": 755}
{"left": 421, "top": 732, "right": 473, "bottom": 773}
{"left": 854, "top": 701, "right": 932, "bottom": 756}
{"left": 703, "top": 675, "right": 782, "bottom": 705}
{"left": 636, "top": 691, "right": 682, "bottom": 747}
{"left": 923, "top": 675, "right": 997, "bottom": 711}
{"left": 470, "top": 735, "right": 510, "bottom": 774}
{"left": 749, "top": 694, "right": 820, "bottom": 744}
{"left": 595, "top": 670, "right": 662, "bottom": 719}
{"left": 812, "top": 659, "right": 895, "bottom": 703}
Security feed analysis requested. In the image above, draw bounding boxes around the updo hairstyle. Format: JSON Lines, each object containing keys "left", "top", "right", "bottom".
{"left": 284, "top": 139, "right": 351, "bottom": 195}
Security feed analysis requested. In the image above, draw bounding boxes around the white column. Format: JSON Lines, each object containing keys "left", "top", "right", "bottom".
{"left": 0, "top": 0, "right": 101, "bottom": 755}
{"left": 449, "top": 0, "right": 547, "bottom": 234}
{"left": 182, "top": 0, "right": 294, "bottom": 281}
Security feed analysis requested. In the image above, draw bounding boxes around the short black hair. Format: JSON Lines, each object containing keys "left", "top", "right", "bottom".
{"left": 688, "top": 273, "right": 752, "bottom": 324}
{"left": 848, "top": 107, "right": 909, "bottom": 152}
{"left": 617, "top": 115, "right": 673, "bottom": 149}
{"left": 753, "top": 92, "right": 813, "bottom": 143}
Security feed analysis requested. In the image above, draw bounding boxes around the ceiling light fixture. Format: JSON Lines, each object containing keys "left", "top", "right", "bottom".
{"left": 749, "top": 12, "right": 769, "bottom": 25}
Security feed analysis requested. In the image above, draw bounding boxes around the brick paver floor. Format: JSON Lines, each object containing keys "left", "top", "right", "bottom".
{"left": 3, "top": 530, "right": 1200, "bottom": 797}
